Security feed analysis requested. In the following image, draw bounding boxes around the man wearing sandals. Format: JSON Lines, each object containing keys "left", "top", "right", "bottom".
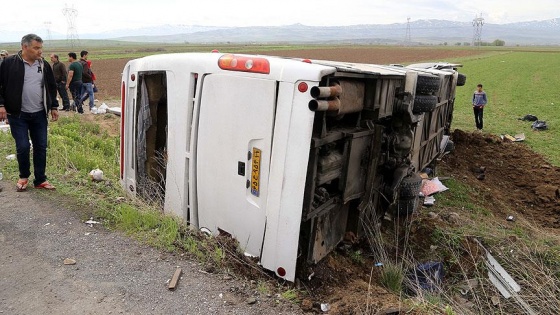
{"left": 0, "top": 34, "right": 59, "bottom": 191}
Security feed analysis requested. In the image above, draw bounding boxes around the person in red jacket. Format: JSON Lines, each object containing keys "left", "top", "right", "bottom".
{"left": 0, "top": 34, "right": 59, "bottom": 191}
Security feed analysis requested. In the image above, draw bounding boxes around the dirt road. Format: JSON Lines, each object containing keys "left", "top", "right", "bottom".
{"left": 0, "top": 181, "right": 301, "bottom": 315}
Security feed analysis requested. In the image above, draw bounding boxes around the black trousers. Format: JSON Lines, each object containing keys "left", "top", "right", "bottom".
{"left": 56, "top": 81, "right": 71, "bottom": 109}
{"left": 473, "top": 106, "right": 484, "bottom": 130}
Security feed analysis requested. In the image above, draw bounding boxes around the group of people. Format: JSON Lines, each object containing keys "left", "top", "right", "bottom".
{"left": 50, "top": 50, "right": 97, "bottom": 114}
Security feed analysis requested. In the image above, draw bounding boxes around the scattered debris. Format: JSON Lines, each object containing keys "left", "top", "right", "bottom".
{"left": 320, "top": 303, "right": 330, "bottom": 312}
{"left": 477, "top": 174, "right": 485, "bottom": 180}
{"left": 501, "top": 133, "right": 525, "bottom": 142}
{"left": 89, "top": 169, "right": 104, "bottom": 182}
{"left": 5, "top": 154, "right": 16, "bottom": 160}
{"left": 167, "top": 267, "right": 182, "bottom": 291}
{"left": 407, "top": 261, "right": 444, "bottom": 293}
{"left": 474, "top": 239, "right": 537, "bottom": 315}
{"left": 531, "top": 120, "right": 548, "bottom": 131}
{"left": 85, "top": 217, "right": 101, "bottom": 227}
{"left": 108, "top": 107, "right": 122, "bottom": 116}
{"left": 63, "top": 258, "right": 76, "bottom": 265}
{"left": 374, "top": 262, "right": 384, "bottom": 267}
{"left": 518, "top": 114, "right": 538, "bottom": 122}
{"left": 44, "top": 223, "right": 50, "bottom": 226}
{"left": 420, "top": 177, "right": 448, "bottom": 196}
{"left": 423, "top": 195, "right": 436, "bottom": 206}
{"left": 246, "top": 297, "right": 257, "bottom": 305}
{"left": 307, "top": 272, "right": 315, "bottom": 281}
{"left": 506, "top": 215, "right": 515, "bottom": 222}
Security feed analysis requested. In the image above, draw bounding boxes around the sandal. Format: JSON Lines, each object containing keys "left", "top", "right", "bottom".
{"left": 35, "top": 181, "right": 56, "bottom": 190}
{"left": 16, "top": 178, "right": 29, "bottom": 192}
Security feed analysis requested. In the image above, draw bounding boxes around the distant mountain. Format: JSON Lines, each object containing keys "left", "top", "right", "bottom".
{"left": 2, "top": 18, "right": 558, "bottom": 45}
{"left": 81, "top": 25, "right": 229, "bottom": 40}
{"left": 108, "top": 18, "right": 560, "bottom": 46}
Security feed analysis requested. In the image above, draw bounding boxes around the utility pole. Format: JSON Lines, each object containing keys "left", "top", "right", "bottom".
{"left": 472, "top": 13, "right": 484, "bottom": 48}
{"left": 405, "top": 17, "right": 412, "bottom": 46}
{"left": 44, "top": 21, "right": 52, "bottom": 42}
{"left": 62, "top": 4, "right": 80, "bottom": 48}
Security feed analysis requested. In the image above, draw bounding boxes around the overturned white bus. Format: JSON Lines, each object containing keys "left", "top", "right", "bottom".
{"left": 120, "top": 53, "right": 464, "bottom": 282}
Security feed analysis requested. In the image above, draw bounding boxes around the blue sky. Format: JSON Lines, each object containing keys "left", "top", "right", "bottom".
{"left": 0, "top": 0, "right": 558, "bottom": 42}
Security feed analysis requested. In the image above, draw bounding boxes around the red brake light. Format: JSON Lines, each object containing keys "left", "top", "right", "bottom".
{"left": 218, "top": 54, "right": 270, "bottom": 74}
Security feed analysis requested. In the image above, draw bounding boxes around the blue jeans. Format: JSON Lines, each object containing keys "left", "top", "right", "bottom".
{"left": 7, "top": 111, "right": 49, "bottom": 186}
{"left": 69, "top": 80, "right": 83, "bottom": 113}
{"left": 80, "top": 82, "right": 95, "bottom": 109}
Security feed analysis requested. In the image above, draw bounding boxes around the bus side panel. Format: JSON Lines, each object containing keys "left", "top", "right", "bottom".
{"left": 261, "top": 81, "right": 316, "bottom": 281}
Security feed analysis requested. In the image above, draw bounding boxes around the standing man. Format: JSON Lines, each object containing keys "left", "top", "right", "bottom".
{"left": 50, "top": 54, "right": 71, "bottom": 111}
{"left": 66, "top": 52, "right": 83, "bottom": 113}
{"left": 0, "top": 34, "right": 59, "bottom": 191}
{"left": 0, "top": 50, "right": 9, "bottom": 67}
{"left": 472, "top": 83, "right": 487, "bottom": 131}
{"left": 79, "top": 50, "right": 95, "bottom": 111}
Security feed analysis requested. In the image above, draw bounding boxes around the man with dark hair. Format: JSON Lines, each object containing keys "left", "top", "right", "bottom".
{"left": 0, "top": 33, "right": 59, "bottom": 191}
{"left": 66, "top": 52, "right": 83, "bottom": 113}
{"left": 50, "top": 53, "right": 71, "bottom": 111}
{"left": 79, "top": 50, "right": 95, "bottom": 111}
{"left": 0, "top": 50, "right": 8, "bottom": 67}
{"left": 472, "top": 83, "right": 488, "bottom": 131}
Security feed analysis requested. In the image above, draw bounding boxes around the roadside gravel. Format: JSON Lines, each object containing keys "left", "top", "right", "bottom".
{"left": 0, "top": 180, "right": 302, "bottom": 315}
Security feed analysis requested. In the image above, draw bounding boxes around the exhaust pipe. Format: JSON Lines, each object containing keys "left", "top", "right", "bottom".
{"left": 308, "top": 98, "right": 341, "bottom": 112}
{"left": 310, "top": 83, "right": 342, "bottom": 98}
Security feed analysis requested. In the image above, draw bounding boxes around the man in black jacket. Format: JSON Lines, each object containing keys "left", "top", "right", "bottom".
{"left": 0, "top": 34, "right": 59, "bottom": 191}
{"left": 50, "top": 53, "right": 71, "bottom": 111}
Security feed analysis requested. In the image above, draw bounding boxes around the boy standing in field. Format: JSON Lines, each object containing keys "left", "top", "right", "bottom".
{"left": 472, "top": 83, "right": 487, "bottom": 130}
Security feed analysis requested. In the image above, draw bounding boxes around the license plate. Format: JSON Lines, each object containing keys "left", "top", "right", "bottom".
{"left": 251, "top": 147, "right": 261, "bottom": 197}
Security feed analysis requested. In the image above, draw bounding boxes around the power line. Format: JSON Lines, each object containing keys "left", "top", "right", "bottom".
{"left": 404, "top": 17, "right": 412, "bottom": 45}
{"left": 62, "top": 4, "right": 80, "bottom": 48}
{"left": 472, "top": 13, "right": 484, "bottom": 47}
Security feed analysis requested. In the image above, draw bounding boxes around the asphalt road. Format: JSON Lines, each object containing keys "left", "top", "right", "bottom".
{"left": 0, "top": 180, "right": 302, "bottom": 315}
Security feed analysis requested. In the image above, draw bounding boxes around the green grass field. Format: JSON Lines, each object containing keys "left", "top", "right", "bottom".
{"left": 450, "top": 50, "right": 560, "bottom": 165}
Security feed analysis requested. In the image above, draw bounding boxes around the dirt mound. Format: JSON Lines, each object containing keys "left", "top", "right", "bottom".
{"left": 444, "top": 129, "right": 560, "bottom": 228}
